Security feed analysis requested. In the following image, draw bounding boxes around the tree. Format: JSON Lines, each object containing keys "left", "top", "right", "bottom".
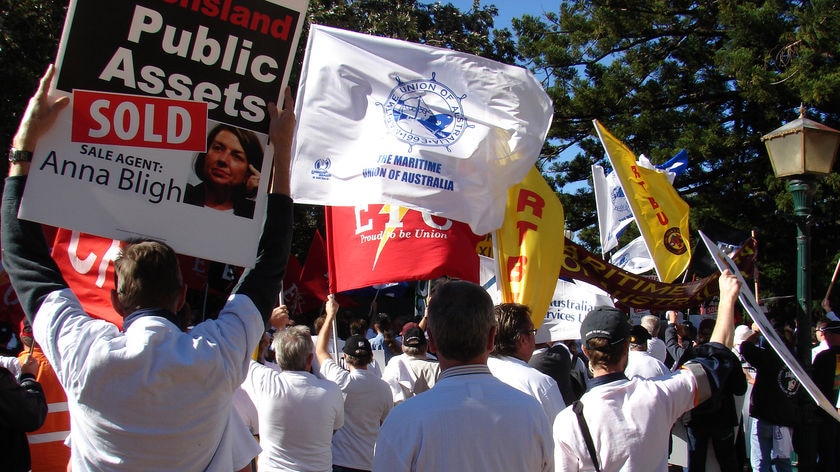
{"left": 514, "top": 0, "right": 840, "bottom": 308}
{"left": 0, "top": 0, "right": 67, "bottom": 169}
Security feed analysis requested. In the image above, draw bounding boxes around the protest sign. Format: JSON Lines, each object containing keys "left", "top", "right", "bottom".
{"left": 19, "top": 0, "right": 308, "bottom": 267}
{"left": 534, "top": 279, "right": 615, "bottom": 342}
{"left": 700, "top": 231, "right": 840, "bottom": 423}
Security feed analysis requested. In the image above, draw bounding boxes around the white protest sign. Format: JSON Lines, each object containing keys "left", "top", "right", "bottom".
{"left": 19, "top": 0, "right": 308, "bottom": 267}
{"left": 535, "top": 279, "right": 615, "bottom": 342}
{"left": 699, "top": 231, "right": 840, "bottom": 423}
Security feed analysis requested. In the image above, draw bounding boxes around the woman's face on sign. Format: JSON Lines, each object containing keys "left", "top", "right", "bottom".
{"left": 204, "top": 130, "right": 249, "bottom": 188}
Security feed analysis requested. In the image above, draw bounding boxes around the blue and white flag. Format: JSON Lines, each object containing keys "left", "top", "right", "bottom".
{"left": 592, "top": 164, "right": 634, "bottom": 254}
{"left": 610, "top": 235, "right": 655, "bottom": 274}
{"left": 291, "top": 25, "right": 553, "bottom": 235}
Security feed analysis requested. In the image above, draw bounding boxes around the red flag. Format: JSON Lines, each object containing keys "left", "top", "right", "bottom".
{"left": 281, "top": 254, "right": 306, "bottom": 315}
{"left": 51, "top": 229, "right": 123, "bottom": 327}
{"left": 325, "top": 204, "right": 482, "bottom": 293}
{"left": 299, "top": 231, "right": 329, "bottom": 304}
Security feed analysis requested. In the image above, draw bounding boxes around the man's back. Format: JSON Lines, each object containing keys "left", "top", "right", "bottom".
{"left": 382, "top": 353, "right": 440, "bottom": 403}
{"left": 320, "top": 358, "right": 392, "bottom": 471}
{"left": 554, "top": 373, "right": 697, "bottom": 471}
{"left": 625, "top": 350, "right": 670, "bottom": 379}
{"left": 373, "top": 364, "right": 553, "bottom": 472}
{"left": 36, "top": 291, "right": 264, "bottom": 470}
{"left": 487, "top": 354, "right": 566, "bottom": 421}
{"left": 243, "top": 361, "right": 344, "bottom": 472}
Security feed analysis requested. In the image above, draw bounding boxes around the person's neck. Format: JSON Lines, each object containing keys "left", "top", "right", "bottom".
{"left": 591, "top": 365, "right": 624, "bottom": 378}
{"left": 438, "top": 353, "right": 488, "bottom": 372}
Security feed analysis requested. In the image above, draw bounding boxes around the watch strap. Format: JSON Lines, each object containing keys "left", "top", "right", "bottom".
{"left": 8, "top": 149, "right": 33, "bottom": 163}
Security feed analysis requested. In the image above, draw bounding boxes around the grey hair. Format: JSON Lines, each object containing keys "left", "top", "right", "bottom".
{"left": 640, "top": 314, "right": 660, "bottom": 337}
{"left": 273, "top": 325, "right": 313, "bottom": 371}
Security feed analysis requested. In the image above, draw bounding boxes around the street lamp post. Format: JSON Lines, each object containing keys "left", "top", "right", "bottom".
{"left": 761, "top": 110, "right": 840, "bottom": 367}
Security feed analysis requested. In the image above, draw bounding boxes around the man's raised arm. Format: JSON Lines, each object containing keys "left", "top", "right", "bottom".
{"left": 231, "top": 87, "right": 295, "bottom": 322}
{"left": 1, "top": 65, "right": 70, "bottom": 320}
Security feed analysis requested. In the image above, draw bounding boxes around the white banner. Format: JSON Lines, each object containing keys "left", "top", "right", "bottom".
{"left": 535, "top": 279, "right": 615, "bottom": 342}
{"left": 291, "top": 25, "right": 553, "bottom": 235}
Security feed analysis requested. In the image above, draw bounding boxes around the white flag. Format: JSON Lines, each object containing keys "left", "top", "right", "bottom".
{"left": 592, "top": 165, "right": 634, "bottom": 254}
{"left": 610, "top": 235, "right": 655, "bottom": 274}
{"left": 291, "top": 25, "right": 553, "bottom": 234}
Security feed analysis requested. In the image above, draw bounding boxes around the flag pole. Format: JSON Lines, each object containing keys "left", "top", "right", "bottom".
{"left": 752, "top": 230, "right": 760, "bottom": 304}
{"left": 825, "top": 257, "right": 840, "bottom": 302}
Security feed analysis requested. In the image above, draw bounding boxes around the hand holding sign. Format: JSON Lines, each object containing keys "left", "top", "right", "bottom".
{"left": 12, "top": 65, "right": 69, "bottom": 155}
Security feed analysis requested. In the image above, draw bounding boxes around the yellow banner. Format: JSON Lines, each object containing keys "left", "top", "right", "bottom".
{"left": 594, "top": 120, "right": 691, "bottom": 283}
{"left": 495, "top": 167, "right": 565, "bottom": 328}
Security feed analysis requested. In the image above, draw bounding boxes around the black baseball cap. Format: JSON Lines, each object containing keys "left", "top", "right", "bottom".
{"left": 580, "top": 306, "right": 632, "bottom": 348}
{"left": 342, "top": 335, "right": 373, "bottom": 357}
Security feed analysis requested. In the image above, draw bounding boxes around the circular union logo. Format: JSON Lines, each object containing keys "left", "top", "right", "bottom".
{"left": 382, "top": 74, "right": 468, "bottom": 150}
{"left": 776, "top": 369, "right": 800, "bottom": 397}
{"left": 314, "top": 158, "right": 331, "bottom": 171}
{"left": 663, "top": 227, "right": 687, "bottom": 255}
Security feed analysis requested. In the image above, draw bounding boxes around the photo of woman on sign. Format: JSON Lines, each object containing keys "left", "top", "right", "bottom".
{"left": 184, "top": 124, "right": 264, "bottom": 219}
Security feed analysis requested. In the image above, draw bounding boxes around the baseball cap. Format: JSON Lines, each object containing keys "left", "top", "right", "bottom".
{"left": 402, "top": 327, "right": 427, "bottom": 347}
{"left": 820, "top": 321, "right": 840, "bottom": 333}
{"left": 733, "top": 324, "right": 754, "bottom": 346}
{"left": 342, "top": 335, "right": 373, "bottom": 357}
{"left": 628, "top": 325, "right": 651, "bottom": 345}
{"left": 400, "top": 322, "right": 420, "bottom": 336}
{"left": 580, "top": 306, "right": 631, "bottom": 348}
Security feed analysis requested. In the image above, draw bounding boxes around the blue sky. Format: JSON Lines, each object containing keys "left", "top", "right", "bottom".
{"left": 447, "top": 0, "right": 559, "bottom": 30}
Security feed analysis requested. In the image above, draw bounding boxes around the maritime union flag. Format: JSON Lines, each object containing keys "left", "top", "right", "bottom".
{"left": 291, "top": 25, "right": 553, "bottom": 235}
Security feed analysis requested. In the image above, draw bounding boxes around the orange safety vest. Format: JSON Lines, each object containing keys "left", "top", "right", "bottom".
{"left": 19, "top": 346, "right": 71, "bottom": 471}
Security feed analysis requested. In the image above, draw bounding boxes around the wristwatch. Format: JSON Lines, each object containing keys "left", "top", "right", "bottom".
{"left": 8, "top": 148, "right": 33, "bottom": 163}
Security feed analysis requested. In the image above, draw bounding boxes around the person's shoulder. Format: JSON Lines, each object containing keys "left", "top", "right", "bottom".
{"left": 813, "top": 347, "right": 840, "bottom": 365}
{"left": 234, "top": 197, "right": 256, "bottom": 218}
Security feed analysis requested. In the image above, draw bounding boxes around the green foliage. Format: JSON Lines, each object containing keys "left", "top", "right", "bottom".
{"left": 515, "top": 0, "right": 840, "bottom": 307}
{"left": 0, "top": 0, "right": 67, "bottom": 165}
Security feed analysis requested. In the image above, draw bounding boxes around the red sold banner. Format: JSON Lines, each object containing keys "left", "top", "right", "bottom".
{"left": 71, "top": 90, "right": 207, "bottom": 151}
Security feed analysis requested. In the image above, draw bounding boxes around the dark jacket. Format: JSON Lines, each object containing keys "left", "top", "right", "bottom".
{"left": 184, "top": 183, "right": 256, "bottom": 219}
{"left": 740, "top": 341, "right": 804, "bottom": 426}
{"left": 0, "top": 366, "right": 47, "bottom": 472}
{"left": 529, "top": 343, "right": 576, "bottom": 404}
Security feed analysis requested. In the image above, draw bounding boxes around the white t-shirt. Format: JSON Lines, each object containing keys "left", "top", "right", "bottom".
{"left": 487, "top": 355, "right": 566, "bottom": 422}
{"left": 381, "top": 353, "right": 440, "bottom": 403}
{"left": 647, "top": 337, "right": 668, "bottom": 363}
{"left": 242, "top": 361, "right": 344, "bottom": 472}
{"left": 373, "top": 364, "right": 553, "bottom": 472}
{"left": 554, "top": 371, "right": 698, "bottom": 471}
{"left": 35, "top": 290, "right": 264, "bottom": 472}
{"left": 625, "top": 350, "right": 670, "bottom": 379}
{"left": 319, "top": 358, "right": 392, "bottom": 470}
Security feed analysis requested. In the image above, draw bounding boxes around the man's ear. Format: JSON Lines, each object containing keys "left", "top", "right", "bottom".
{"left": 176, "top": 284, "right": 187, "bottom": 311}
{"left": 485, "top": 325, "right": 497, "bottom": 352}
{"left": 110, "top": 289, "right": 126, "bottom": 317}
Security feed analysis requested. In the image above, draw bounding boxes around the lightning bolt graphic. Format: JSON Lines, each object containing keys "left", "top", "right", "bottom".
{"left": 374, "top": 205, "right": 410, "bottom": 268}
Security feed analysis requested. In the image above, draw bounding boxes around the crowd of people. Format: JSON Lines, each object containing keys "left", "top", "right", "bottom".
{"left": 2, "top": 66, "right": 840, "bottom": 472}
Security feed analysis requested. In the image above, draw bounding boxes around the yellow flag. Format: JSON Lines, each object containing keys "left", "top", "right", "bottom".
{"left": 593, "top": 120, "right": 691, "bottom": 283}
{"left": 495, "top": 167, "right": 565, "bottom": 328}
